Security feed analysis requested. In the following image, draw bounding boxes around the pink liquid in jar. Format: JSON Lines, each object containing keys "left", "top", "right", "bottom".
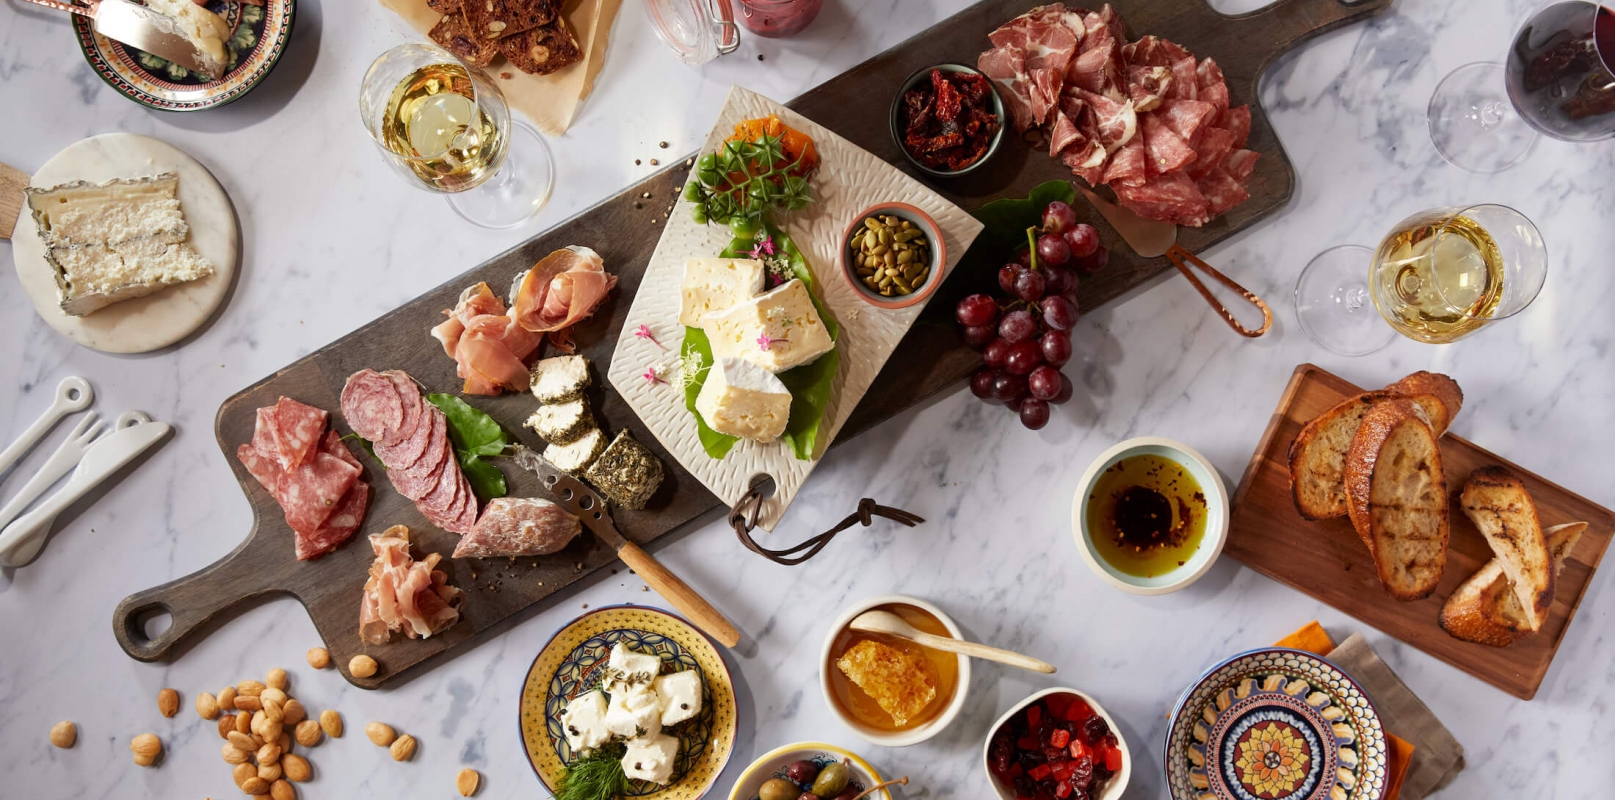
{"left": 736, "top": 0, "right": 823, "bottom": 38}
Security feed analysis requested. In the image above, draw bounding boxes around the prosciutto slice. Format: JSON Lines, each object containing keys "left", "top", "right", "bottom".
{"left": 512, "top": 246, "right": 617, "bottom": 353}
{"left": 434, "top": 282, "right": 541, "bottom": 396}
{"left": 359, "top": 525, "right": 462, "bottom": 645}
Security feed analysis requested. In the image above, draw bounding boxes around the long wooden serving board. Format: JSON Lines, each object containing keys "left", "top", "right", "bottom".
{"left": 1227, "top": 365, "right": 1615, "bottom": 700}
{"left": 113, "top": 0, "right": 1392, "bottom": 687}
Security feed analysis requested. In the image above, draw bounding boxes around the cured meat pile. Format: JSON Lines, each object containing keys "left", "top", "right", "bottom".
{"left": 452, "top": 497, "right": 581, "bottom": 558}
{"left": 359, "top": 525, "right": 463, "bottom": 645}
{"left": 977, "top": 4, "right": 1259, "bottom": 227}
{"left": 237, "top": 397, "right": 371, "bottom": 560}
{"left": 341, "top": 369, "right": 479, "bottom": 535}
{"left": 509, "top": 246, "right": 617, "bottom": 353}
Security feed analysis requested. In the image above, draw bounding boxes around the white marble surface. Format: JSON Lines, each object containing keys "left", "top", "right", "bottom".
{"left": 2, "top": 0, "right": 1613, "bottom": 798}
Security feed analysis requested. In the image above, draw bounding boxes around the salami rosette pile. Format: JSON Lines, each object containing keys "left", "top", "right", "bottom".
{"left": 341, "top": 369, "right": 479, "bottom": 535}
{"left": 236, "top": 397, "right": 371, "bottom": 560}
{"left": 978, "top": 3, "right": 1259, "bottom": 226}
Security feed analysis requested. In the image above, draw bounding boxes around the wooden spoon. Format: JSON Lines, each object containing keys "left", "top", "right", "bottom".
{"left": 849, "top": 610, "right": 1056, "bottom": 674}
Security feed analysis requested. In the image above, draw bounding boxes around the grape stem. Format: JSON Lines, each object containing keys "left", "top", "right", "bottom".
{"left": 1025, "top": 226, "right": 1040, "bottom": 271}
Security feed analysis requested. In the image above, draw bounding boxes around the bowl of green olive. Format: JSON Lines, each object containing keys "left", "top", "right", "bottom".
{"left": 840, "top": 203, "right": 946, "bottom": 310}
{"left": 728, "top": 742, "right": 905, "bottom": 800}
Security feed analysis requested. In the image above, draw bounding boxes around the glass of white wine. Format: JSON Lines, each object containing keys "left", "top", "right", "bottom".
{"left": 360, "top": 43, "right": 554, "bottom": 229}
{"left": 1295, "top": 205, "right": 1547, "bottom": 355}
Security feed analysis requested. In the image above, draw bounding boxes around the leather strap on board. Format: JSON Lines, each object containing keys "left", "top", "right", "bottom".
{"left": 1165, "top": 244, "right": 1273, "bottom": 338}
{"left": 728, "top": 476, "right": 924, "bottom": 565}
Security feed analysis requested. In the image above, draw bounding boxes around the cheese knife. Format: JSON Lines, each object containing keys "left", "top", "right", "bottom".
{"left": 1077, "top": 186, "right": 1272, "bottom": 338}
{"left": 19, "top": 0, "right": 221, "bottom": 80}
{"left": 513, "top": 445, "right": 742, "bottom": 648}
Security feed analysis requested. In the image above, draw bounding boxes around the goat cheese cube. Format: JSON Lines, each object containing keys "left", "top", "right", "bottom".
{"left": 621, "top": 733, "right": 680, "bottom": 784}
{"left": 654, "top": 670, "right": 703, "bottom": 726}
{"left": 604, "top": 685, "right": 662, "bottom": 739}
{"left": 559, "top": 690, "right": 611, "bottom": 753}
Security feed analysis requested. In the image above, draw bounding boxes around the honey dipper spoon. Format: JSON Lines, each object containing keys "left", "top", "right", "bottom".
{"left": 850, "top": 610, "right": 1056, "bottom": 674}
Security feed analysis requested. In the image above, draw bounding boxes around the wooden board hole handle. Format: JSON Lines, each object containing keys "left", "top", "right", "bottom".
{"left": 112, "top": 542, "right": 282, "bottom": 662}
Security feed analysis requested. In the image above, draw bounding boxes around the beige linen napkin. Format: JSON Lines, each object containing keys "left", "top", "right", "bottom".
{"left": 1327, "top": 633, "right": 1467, "bottom": 799}
{"left": 376, "top": 0, "right": 623, "bottom": 136}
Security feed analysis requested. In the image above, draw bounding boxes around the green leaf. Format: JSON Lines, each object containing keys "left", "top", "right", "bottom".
{"left": 680, "top": 327, "right": 740, "bottom": 459}
{"left": 427, "top": 393, "right": 507, "bottom": 457}
{"left": 972, "top": 179, "right": 1077, "bottom": 248}
{"left": 458, "top": 453, "right": 507, "bottom": 500}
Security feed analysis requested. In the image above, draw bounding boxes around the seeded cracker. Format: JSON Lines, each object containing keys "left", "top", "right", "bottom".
{"left": 584, "top": 431, "right": 664, "bottom": 510}
{"left": 462, "top": 0, "right": 557, "bottom": 41}
{"left": 497, "top": 17, "right": 582, "bottom": 76}
{"left": 429, "top": 11, "right": 498, "bottom": 66}
{"left": 426, "top": 0, "right": 460, "bottom": 13}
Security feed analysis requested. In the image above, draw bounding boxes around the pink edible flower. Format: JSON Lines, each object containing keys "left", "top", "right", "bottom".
{"left": 757, "top": 333, "right": 788, "bottom": 351}
{"left": 745, "top": 236, "right": 777, "bottom": 260}
{"left": 634, "top": 324, "right": 663, "bottom": 349}
{"left": 642, "top": 366, "right": 666, "bottom": 385}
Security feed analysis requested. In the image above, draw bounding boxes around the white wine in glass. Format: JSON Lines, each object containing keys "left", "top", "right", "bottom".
{"left": 1370, "top": 212, "right": 1506, "bottom": 343}
{"left": 380, "top": 61, "right": 508, "bottom": 193}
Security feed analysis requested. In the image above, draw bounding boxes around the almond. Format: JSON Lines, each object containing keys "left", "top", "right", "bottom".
{"left": 270, "top": 779, "right": 296, "bottom": 800}
{"left": 318, "top": 710, "right": 343, "bottom": 738}
{"left": 277, "top": 731, "right": 291, "bottom": 753}
{"left": 305, "top": 648, "right": 330, "bottom": 670}
{"left": 233, "top": 761, "right": 257, "bottom": 787}
{"left": 282, "top": 699, "right": 307, "bottom": 726}
{"left": 197, "top": 691, "right": 220, "bottom": 720}
{"left": 365, "top": 722, "right": 396, "bottom": 746}
{"left": 265, "top": 668, "right": 288, "bottom": 692}
{"left": 348, "top": 655, "right": 378, "bottom": 678}
{"left": 257, "top": 742, "right": 282, "bottom": 765}
{"left": 130, "top": 733, "right": 161, "bottom": 766}
{"left": 262, "top": 687, "right": 288, "bottom": 706}
{"left": 218, "top": 686, "right": 238, "bottom": 710}
{"left": 293, "top": 720, "right": 323, "bottom": 747}
{"left": 236, "top": 695, "right": 263, "bottom": 712}
{"left": 240, "top": 777, "right": 270, "bottom": 795}
{"left": 156, "top": 687, "right": 179, "bottom": 718}
{"left": 235, "top": 710, "right": 253, "bottom": 734}
{"left": 390, "top": 734, "right": 416, "bottom": 762}
{"left": 227, "top": 731, "right": 256, "bottom": 752}
{"left": 223, "top": 742, "right": 250, "bottom": 764}
{"left": 237, "top": 679, "right": 265, "bottom": 697}
{"left": 49, "top": 720, "right": 76, "bottom": 749}
{"left": 258, "top": 761, "right": 283, "bottom": 782}
{"left": 456, "top": 768, "right": 480, "bottom": 796}
{"left": 218, "top": 714, "right": 237, "bottom": 740}
{"left": 281, "top": 753, "right": 311, "bottom": 783}
{"left": 262, "top": 719, "right": 285, "bottom": 744}
{"left": 262, "top": 697, "right": 284, "bottom": 725}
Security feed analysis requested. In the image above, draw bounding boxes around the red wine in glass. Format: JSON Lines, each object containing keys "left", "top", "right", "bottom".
{"left": 1504, "top": 2, "right": 1615, "bottom": 140}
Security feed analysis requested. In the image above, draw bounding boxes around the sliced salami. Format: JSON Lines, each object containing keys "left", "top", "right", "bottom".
{"left": 321, "top": 429, "right": 362, "bottom": 470}
{"left": 237, "top": 442, "right": 285, "bottom": 499}
{"left": 389, "top": 409, "right": 449, "bottom": 500}
{"left": 418, "top": 454, "right": 463, "bottom": 515}
{"left": 388, "top": 371, "right": 425, "bottom": 442}
{"left": 373, "top": 388, "right": 429, "bottom": 469}
{"left": 241, "top": 402, "right": 371, "bottom": 561}
{"left": 267, "top": 397, "right": 328, "bottom": 472}
{"left": 297, "top": 481, "right": 370, "bottom": 561}
{"left": 340, "top": 369, "right": 404, "bottom": 443}
{"left": 280, "top": 452, "right": 362, "bottom": 534}
{"left": 452, "top": 497, "right": 577, "bottom": 557}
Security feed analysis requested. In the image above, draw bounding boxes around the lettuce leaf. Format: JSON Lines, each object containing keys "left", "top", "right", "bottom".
{"left": 972, "top": 179, "right": 1077, "bottom": 248}
{"left": 426, "top": 393, "right": 509, "bottom": 501}
{"left": 681, "top": 326, "right": 741, "bottom": 460}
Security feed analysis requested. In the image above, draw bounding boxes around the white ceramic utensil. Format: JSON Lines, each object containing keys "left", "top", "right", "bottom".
{"left": 0, "top": 411, "right": 170, "bottom": 567}
{"left": 849, "top": 610, "right": 1058, "bottom": 674}
{"left": 0, "top": 412, "right": 106, "bottom": 533}
{"left": 0, "top": 377, "right": 93, "bottom": 479}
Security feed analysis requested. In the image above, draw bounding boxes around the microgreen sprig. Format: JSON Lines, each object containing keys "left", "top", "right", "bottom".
{"left": 683, "top": 131, "right": 815, "bottom": 226}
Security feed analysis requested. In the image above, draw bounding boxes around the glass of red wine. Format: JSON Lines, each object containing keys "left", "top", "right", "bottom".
{"left": 1428, "top": 1, "right": 1615, "bottom": 172}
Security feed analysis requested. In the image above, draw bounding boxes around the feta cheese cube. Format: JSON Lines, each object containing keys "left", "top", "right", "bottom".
{"left": 702, "top": 279, "right": 835, "bottom": 374}
{"left": 604, "top": 685, "right": 662, "bottom": 739}
{"left": 558, "top": 690, "right": 611, "bottom": 753}
{"left": 603, "top": 642, "right": 664, "bottom": 694}
{"left": 620, "top": 733, "right": 680, "bottom": 784}
{"left": 679, "top": 257, "right": 765, "bottom": 328}
{"left": 694, "top": 357, "right": 792, "bottom": 442}
{"left": 654, "top": 670, "right": 703, "bottom": 726}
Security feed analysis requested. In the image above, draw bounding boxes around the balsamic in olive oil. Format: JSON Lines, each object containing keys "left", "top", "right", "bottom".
{"left": 1086, "top": 454, "right": 1207, "bottom": 578}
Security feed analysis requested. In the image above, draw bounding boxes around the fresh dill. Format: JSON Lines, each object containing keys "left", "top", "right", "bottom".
{"left": 556, "top": 741, "right": 630, "bottom": 800}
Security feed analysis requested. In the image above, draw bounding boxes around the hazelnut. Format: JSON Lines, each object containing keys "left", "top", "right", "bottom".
{"left": 365, "top": 722, "right": 396, "bottom": 747}
{"left": 456, "top": 768, "right": 481, "bottom": 796}
{"left": 390, "top": 734, "right": 417, "bottom": 762}
{"left": 49, "top": 720, "right": 76, "bottom": 749}
{"left": 129, "top": 733, "right": 162, "bottom": 766}
{"left": 197, "top": 691, "right": 220, "bottom": 720}
{"left": 306, "top": 648, "right": 331, "bottom": 670}
{"left": 349, "top": 655, "right": 378, "bottom": 678}
{"left": 318, "top": 710, "right": 343, "bottom": 738}
{"left": 281, "top": 753, "right": 311, "bottom": 783}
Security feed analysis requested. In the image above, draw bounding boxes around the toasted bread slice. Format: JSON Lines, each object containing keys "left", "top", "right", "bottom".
{"left": 1385, "top": 371, "right": 1464, "bottom": 436}
{"left": 1440, "top": 521, "right": 1586, "bottom": 647}
{"left": 1344, "top": 399, "right": 1449, "bottom": 600}
{"left": 1289, "top": 391, "right": 1390, "bottom": 520}
{"left": 1459, "top": 466, "right": 1554, "bottom": 631}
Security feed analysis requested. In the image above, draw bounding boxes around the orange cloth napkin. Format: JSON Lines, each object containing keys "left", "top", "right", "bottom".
{"left": 1276, "top": 622, "right": 1414, "bottom": 800}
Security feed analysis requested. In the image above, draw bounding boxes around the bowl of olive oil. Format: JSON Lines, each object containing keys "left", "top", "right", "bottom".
{"left": 1071, "top": 437, "right": 1228, "bottom": 595}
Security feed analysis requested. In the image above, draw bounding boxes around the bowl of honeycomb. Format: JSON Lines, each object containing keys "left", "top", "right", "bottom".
{"left": 819, "top": 594, "right": 969, "bottom": 747}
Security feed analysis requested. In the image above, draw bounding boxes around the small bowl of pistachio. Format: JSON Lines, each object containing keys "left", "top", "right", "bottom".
{"left": 840, "top": 203, "right": 946, "bottom": 309}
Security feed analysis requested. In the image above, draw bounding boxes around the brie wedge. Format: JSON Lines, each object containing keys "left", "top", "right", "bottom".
{"left": 695, "top": 358, "right": 791, "bottom": 442}
{"left": 142, "top": 0, "right": 232, "bottom": 77}
{"left": 679, "top": 256, "right": 765, "bottom": 328}
{"left": 702, "top": 279, "right": 834, "bottom": 374}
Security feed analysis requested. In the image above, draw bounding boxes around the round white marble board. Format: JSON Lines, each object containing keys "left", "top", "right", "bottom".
{"left": 11, "top": 133, "right": 239, "bottom": 354}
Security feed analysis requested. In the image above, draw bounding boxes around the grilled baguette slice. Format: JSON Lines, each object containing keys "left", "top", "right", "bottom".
{"left": 1289, "top": 391, "right": 1390, "bottom": 520}
{"left": 1343, "top": 399, "right": 1449, "bottom": 601}
{"left": 1440, "top": 521, "right": 1586, "bottom": 647}
{"left": 1385, "top": 371, "right": 1465, "bottom": 435}
{"left": 1458, "top": 466, "right": 1554, "bottom": 632}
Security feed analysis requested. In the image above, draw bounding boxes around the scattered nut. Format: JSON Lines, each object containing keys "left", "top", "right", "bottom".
{"left": 318, "top": 710, "right": 343, "bottom": 738}
{"left": 233, "top": 761, "right": 258, "bottom": 788}
{"left": 263, "top": 720, "right": 285, "bottom": 745}
{"left": 130, "top": 733, "right": 162, "bottom": 767}
{"left": 305, "top": 648, "right": 330, "bottom": 670}
{"left": 282, "top": 753, "right": 311, "bottom": 783}
{"left": 649, "top": 158, "right": 660, "bottom": 166}
{"left": 241, "top": 776, "right": 270, "bottom": 795}
{"left": 365, "top": 722, "right": 396, "bottom": 747}
{"left": 198, "top": 691, "right": 221, "bottom": 720}
{"left": 228, "top": 731, "right": 256, "bottom": 752}
{"left": 265, "top": 668, "right": 288, "bottom": 691}
{"left": 349, "top": 655, "right": 378, "bottom": 678}
{"left": 258, "top": 761, "right": 282, "bottom": 782}
{"left": 263, "top": 697, "right": 284, "bottom": 724}
{"left": 236, "top": 711, "right": 253, "bottom": 734}
{"left": 49, "top": 720, "right": 76, "bottom": 749}
{"left": 218, "top": 714, "right": 238, "bottom": 740}
{"left": 277, "top": 732, "right": 291, "bottom": 754}
{"left": 237, "top": 680, "right": 265, "bottom": 697}
{"left": 294, "top": 720, "right": 323, "bottom": 747}
{"left": 390, "top": 734, "right": 417, "bottom": 762}
{"left": 271, "top": 778, "right": 296, "bottom": 800}
{"left": 250, "top": 710, "right": 268, "bottom": 737}
{"left": 281, "top": 699, "right": 307, "bottom": 726}
{"left": 158, "top": 688, "right": 180, "bottom": 718}
{"left": 257, "top": 742, "right": 281, "bottom": 766}
{"left": 262, "top": 687, "right": 288, "bottom": 707}
{"left": 223, "top": 743, "right": 250, "bottom": 764}
{"left": 456, "top": 767, "right": 481, "bottom": 796}
{"left": 218, "top": 686, "right": 238, "bottom": 710}
{"left": 235, "top": 695, "right": 263, "bottom": 712}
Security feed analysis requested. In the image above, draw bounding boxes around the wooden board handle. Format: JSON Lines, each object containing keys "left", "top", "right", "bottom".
{"left": 616, "top": 541, "right": 741, "bottom": 648}
{"left": 0, "top": 161, "right": 29, "bottom": 241}
{"left": 113, "top": 534, "right": 286, "bottom": 662}
{"left": 1229, "top": 0, "right": 1395, "bottom": 72}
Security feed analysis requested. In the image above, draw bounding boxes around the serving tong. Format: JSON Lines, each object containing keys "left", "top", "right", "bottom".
{"left": 18, "top": 0, "right": 220, "bottom": 79}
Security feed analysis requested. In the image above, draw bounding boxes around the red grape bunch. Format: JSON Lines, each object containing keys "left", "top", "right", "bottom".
{"left": 955, "top": 200, "right": 1109, "bottom": 430}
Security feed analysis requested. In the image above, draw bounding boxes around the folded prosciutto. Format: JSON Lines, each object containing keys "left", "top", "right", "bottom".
{"left": 511, "top": 246, "right": 617, "bottom": 354}
{"left": 237, "top": 397, "right": 370, "bottom": 560}
{"left": 978, "top": 3, "right": 1259, "bottom": 227}
{"left": 432, "top": 282, "right": 542, "bottom": 396}
{"left": 359, "top": 525, "right": 463, "bottom": 645}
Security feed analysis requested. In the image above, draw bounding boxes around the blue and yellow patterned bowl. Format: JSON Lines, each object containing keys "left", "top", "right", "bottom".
{"left": 520, "top": 605, "right": 737, "bottom": 799}
{"left": 1165, "top": 647, "right": 1388, "bottom": 800}
{"left": 727, "top": 742, "right": 892, "bottom": 800}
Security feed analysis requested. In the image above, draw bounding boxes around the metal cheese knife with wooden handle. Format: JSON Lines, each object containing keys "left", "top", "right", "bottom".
{"left": 18, "top": 0, "right": 220, "bottom": 79}
{"left": 513, "top": 446, "right": 741, "bottom": 648}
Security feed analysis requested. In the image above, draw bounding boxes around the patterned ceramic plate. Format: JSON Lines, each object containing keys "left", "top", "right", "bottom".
{"left": 72, "top": 0, "right": 296, "bottom": 111}
{"left": 1165, "top": 648, "right": 1388, "bottom": 800}
{"left": 520, "top": 605, "right": 737, "bottom": 799}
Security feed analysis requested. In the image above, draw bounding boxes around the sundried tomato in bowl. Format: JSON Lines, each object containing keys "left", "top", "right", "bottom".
{"left": 890, "top": 64, "right": 1006, "bottom": 177}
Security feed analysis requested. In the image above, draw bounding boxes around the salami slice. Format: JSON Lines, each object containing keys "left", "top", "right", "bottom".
{"left": 321, "top": 429, "right": 362, "bottom": 470}
{"left": 267, "top": 397, "right": 328, "bottom": 472}
{"left": 443, "top": 475, "right": 480, "bottom": 534}
{"left": 388, "top": 371, "right": 425, "bottom": 441}
{"left": 373, "top": 387, "right": 429, "bottom": 469}
{"left": 418, "top": 453, "right": 463, "bottom": 515}
{"left": 280, "top": 451, "right": 362, "bottom": 534}
{"left": 297, "top": 481, "right": 370, "bottom": 561}
{"left": 389, "top": 409, "right": 449, "bottom": 500}
{"left": 341, "top": 370, "right": 404, "bottom": 443}
{"left": 237, "top": 442, "right": 285, "bottom": 499}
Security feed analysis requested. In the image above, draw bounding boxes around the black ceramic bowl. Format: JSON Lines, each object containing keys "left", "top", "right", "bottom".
{"left": 889, "top": 63, "right": 1007, "bottom": 178}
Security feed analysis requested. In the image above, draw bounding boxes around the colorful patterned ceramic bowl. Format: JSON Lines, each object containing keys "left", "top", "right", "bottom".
{"left": 73, "top": 0, "right": 296, "bottom": 111}
{"left": 727, "top": 742, "right": 893, "bottom": 800}
{"left": 1165, "top": 647, "right": 1389, "bottom": 800}
{"left": 983, "top": 687, "right": 1131, "bottom": 800}
{"left": 520, "top": 605, "right": 737, "bottom": 800}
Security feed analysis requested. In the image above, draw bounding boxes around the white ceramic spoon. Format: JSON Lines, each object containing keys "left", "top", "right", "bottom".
{"left": 850, "top": 610, "right": 1058, "bottom": 674}
{"left": 0, "top": 377, "right": 94, "bottom": 479}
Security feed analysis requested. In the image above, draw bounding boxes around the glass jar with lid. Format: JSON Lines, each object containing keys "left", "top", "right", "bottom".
{"left": 643, "top": 0, "right": 742, "bottom": 65}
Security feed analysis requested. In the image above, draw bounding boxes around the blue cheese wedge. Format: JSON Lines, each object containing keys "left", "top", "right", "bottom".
{"left": 604, "top": 685, "right": 662, "bottom": 739}
{"left": 524, "top": 398, "right": 594, "bottom": 444}
{"left": 654, "top": 670, "right": 703, "bottom": 727}
{"left": 143, "top": 0, "right": 232, "bottom": 77}
{"left": 542, "top": 428, "right": 605, "bottom": 475}
{"left": 694, "top": 357, "right": 791, "bottom": 442}
{"left": 621, "top": 733, "right": 680, "bottom": 784}
{"left": 703, "top": 279, "right": 834, "bottom": 374}
{"left": 530, "top": 355, "right": 591, "bottom": 403}
{"left": 559, "top": 690, "right": 611, "bottom": 753}
{"left": 679, "top": 256, "right": 765, "bottom": 327}
{"left": 25, "top": 174, "right": 215, "bottom": 316}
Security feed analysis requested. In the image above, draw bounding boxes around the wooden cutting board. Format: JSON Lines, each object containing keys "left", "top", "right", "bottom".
{"left": 113, "top": 0, "right": 1393, "bottom": 687}
{"left": 1227, "top": 365, "right": 1615, "bottom": 700}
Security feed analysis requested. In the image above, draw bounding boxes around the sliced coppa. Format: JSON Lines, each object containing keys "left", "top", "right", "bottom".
{"left": 453, "top": 497, "right": 581, "bottom": 558}
{"left": 267, "top": 397, "right": 328, "bottom": 473}
{"left": 340, "top": 370, "right": 406, "bottom": 444}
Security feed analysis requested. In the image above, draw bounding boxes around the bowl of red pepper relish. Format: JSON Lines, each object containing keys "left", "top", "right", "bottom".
{"left": 983, "top": 688, "right": 1131, "bottom": 800}
{"left": 890, "top": 64, "right": 1006, "bottom": 178}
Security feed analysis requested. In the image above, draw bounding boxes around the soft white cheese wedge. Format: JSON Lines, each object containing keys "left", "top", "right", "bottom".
{"left": 694, "top": 357, "right": 791, "bottom": 442}
{"left": 143, "top": 0, "right": 232, "bottom": 76}
{"left": 653, "top": 670, "right": 703, "bottom": 727}
{"left": 558, "top": 690, "right": 611, "bottom": 753}
{"left": 603, "top": 642, "right": 664, "bottom": 694}
{"left": 702, "top": 279, "right": 834, "bottom": 374}
{"left": 604, "top": 686, "right": 662, "bottom": 739}
{"left": 621, "top": 733, "right": 680, "bottom": 784}
{"left": 679, "top": 256, "right": 765, "bottom": 328}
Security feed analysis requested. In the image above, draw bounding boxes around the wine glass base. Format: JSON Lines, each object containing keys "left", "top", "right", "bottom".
{"left": 1294, "top": 245, "right": 1396, "bottom": 357}
{"left": 1428, "top": 62, "right": 1538, "bottom": 174}
{"left": 446, "top": 121, "right": 556, "bottom": 229}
